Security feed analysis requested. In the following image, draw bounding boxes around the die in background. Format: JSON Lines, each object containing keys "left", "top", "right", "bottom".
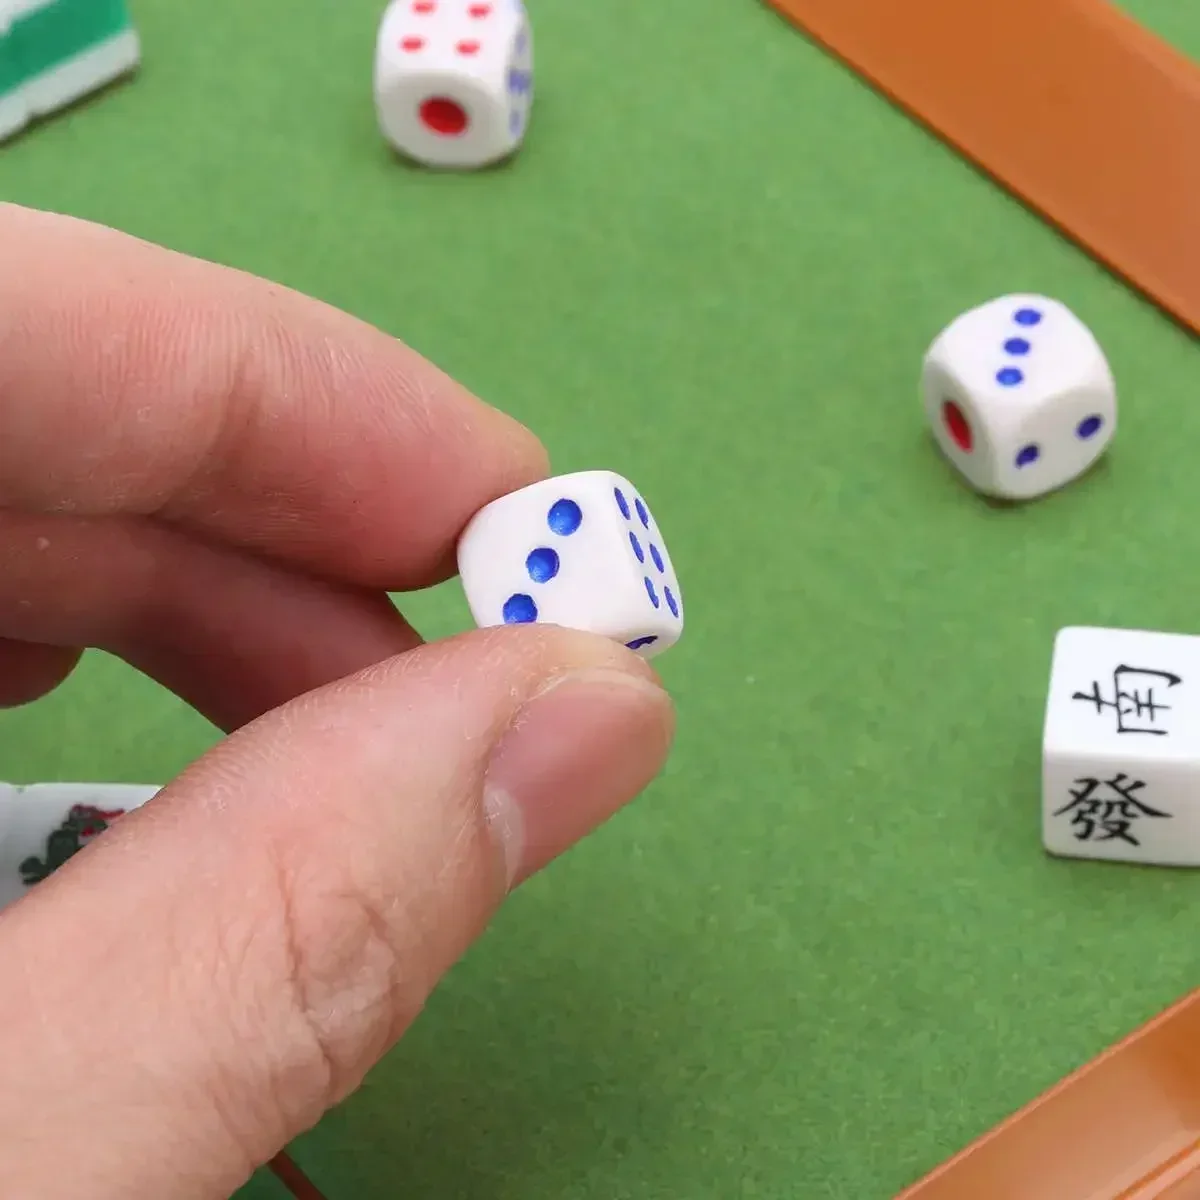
{"left": 374, "top": 0, "right": 533, "bottom": 169}
{"left": 921, "top": 294, "right": 1116, "bottom": 501}
{"left": 1043, "top": 626, "right": 1200, "bottom": 866}
{"left": 0, "top": 782, "right": 159, "bottom": 910}
{"left": 457, "top": 470, "right": 683, "bottom": 659}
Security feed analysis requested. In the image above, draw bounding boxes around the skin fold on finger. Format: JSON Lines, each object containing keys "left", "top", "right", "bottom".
{"left": 0, "top": 626, "right": 674, "bottom": 1200}
{"left": 0, "top": 639, "right": 82, "bottom": 707}
{"left": 0, "top": 507, "right": 424, "bottom": 730}
{"left": 0, "top": 203, "right": 549, "bottom": 590}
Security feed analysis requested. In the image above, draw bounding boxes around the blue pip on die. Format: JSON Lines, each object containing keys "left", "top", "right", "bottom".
{"left": 921, "top": 294, "right": 1116, "bottom": 501}
{"left": 456, "top": 470, "right": 683, "bottom": 658}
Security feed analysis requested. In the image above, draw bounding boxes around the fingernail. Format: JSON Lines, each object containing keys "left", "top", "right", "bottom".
{"left": 483, "top": 668, "right": 674, "bottom": 887}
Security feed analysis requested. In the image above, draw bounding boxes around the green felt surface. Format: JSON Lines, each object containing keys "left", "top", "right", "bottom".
{"left": 1, "top": 0, "right": 1200, "bottom": 1196}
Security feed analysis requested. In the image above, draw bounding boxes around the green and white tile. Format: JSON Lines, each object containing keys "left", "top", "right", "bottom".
{"left": 0, "top": 6, "right": 28, "bottom": 141}
{"left": 0, "top": 0, "right": 139, "bottom": 142}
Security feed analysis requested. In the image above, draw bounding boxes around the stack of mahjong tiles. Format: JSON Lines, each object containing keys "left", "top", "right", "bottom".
{"left": 0, "top": 0, "right": 138, "bottom": 141}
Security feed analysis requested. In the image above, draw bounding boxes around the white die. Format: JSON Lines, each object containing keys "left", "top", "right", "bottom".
{"left": 921, "top": 294, "right": 1116, "bottom": 500}
{"left": 1043, "top": 627, "right": 1200, "bottom": 867}
{"left": 373, "top": 0, "right": 533, "bottom": 169}
{"left": 457, "top": 470, "right": 684, "bottom": 659}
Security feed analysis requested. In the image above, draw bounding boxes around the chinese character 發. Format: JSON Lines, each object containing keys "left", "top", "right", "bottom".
{"left": 1053, "top": 774, "right": 1170, "bottom": 846}
{"left": 1071, "top": 664, "right": 1182, "bottom": 735}
{"left": 18, "top": 804, "right": 127, "bottom": 886}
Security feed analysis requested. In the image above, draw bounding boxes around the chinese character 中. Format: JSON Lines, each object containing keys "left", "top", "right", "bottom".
{"left": 1071, "top": 664, "right": 1182, "bottom": 735}
{"left": 1053, "top": 774, "right": 1170, "bottom": 846}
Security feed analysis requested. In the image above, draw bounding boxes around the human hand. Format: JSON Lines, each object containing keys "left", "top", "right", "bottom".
{"left": 0, "top": 204, "right": 675, "bottom": 1198}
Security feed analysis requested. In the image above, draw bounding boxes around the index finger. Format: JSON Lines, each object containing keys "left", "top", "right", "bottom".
{"left": 0, "top": 204, "right": 548, "bottom": 588}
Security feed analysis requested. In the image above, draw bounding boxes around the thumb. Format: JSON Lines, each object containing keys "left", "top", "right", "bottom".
{"left": 0, "top": 627, "right": 674, "bottom": 1200}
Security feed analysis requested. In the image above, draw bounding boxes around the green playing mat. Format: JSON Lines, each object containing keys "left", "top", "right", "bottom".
{"left": 0, "top": 1, "right": 1198, "bottom": 1196}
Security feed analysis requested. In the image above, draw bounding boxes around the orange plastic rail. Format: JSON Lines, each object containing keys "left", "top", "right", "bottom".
{"left": 884, "top": 988, "right": 1200, "bottom": 1198}
{"left": 270, "top": 1152, "right": 329, "bottom": 1200}
{"left": 763, "top": 0, "right": 1200, "bottom": 337}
